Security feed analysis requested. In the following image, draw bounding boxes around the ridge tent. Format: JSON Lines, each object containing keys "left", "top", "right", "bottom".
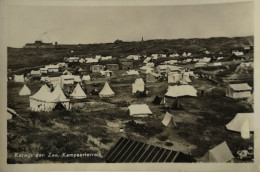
{"left": 31, "top": 70, "right": 41, "bottom": 78}
{"left": 125, "top": 70, "right": 139, "bottom": 75}
{"left": 14, "top": 75, "right": 24, "bottom": 82}
{"left": 71, "top": 83, "right": 86, "bottom": 99}
{"left": 162, "top": 112, "right": 176, "bottom": 126}
{"left": 146, "top": 73, "right": 158, "bottom": 83}
{"left": 226, "top": 113, "right": 254, "bottom": 139}
{"left": 100, "top": 70, "right": 113, "bottom": 77}
{"left": 153, "top": 95, "right": 163, "bottom": 105}
{"left": 226, "top": 83, "right": 252, "bottom": 99}
{"left": 82, "top": 75, "right": 91, "bottom": 81}
{"left": 180, "top": 76, "right": 191, "bottom": 85}
{"left": 165, "top": 85, "right": 197, "bottom": 97}
{"left": 40, "top": 76, "right": 49, "bottom": 82}
{"left": 126, "top": 104, "right": 152, "bottom": 117}
{"left": 132, "top": 78, "right": 145, "bottom": 93}
{"left": 63, "top": 70, "right": 72, "bottom": 75}
{"left": 73, "top": 75, "right": 82, "bottom": 83}
{"left": 200, "top": 141, "right": 234, "bottom": 162}
{"left": 7, "top": 107, "right": 18, "bottom": 120}
{"left": 62, "top": 75, "right": 74, "bottom": 85}
{"left": 99, "top": 82, "right": 115, "bottom": 98}
{"left": 143, "top": 57, "right": 151, "bottom": 63}
{"left": 19, "top": 84, "right": 31, "bottom": 96}
{"left": 79, "top": 58, "right": 85, "bottom": 63}
{"left": 168, "top": 73, "right": 182, "bottom": 83}
{"left": 146, "top": 62, "right": 155, "bottom": 68}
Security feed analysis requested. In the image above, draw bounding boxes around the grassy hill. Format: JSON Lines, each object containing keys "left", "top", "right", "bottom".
{"left": 8, "top": 36, "right": 253, "bottom": 72}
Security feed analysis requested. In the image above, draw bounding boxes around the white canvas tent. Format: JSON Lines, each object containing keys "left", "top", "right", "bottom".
{"left": 226, "top": 83, "right": 252, "bottom": 99}
{"left": 180, "top": 76, "right": 192, "bottom": 85}
{"left": 125, "top": 70, "right": 139, "bottom": 75}
{"left": 63, "top": 70, "right": 72, "bottom": 75}
{"left": 162, "top": 112, "right": 175, "bottom": 126}
{"left": 82, "top": 75, "right": 91, "bottom": 81}
{"left": 40, "top": 76, "right": 49, "bottom": 82}
{"left": 132, "top": 78, "right": 145, "bottom": 93}
{"left": 99, "top": 82, "right": 115, "bottom": 98}
{"left": 19, "top": 84, "right": 31, "bottom": 96}
{"left": 126, "top": 104, "right": 152, "bottom": 117}
{"left": 79, "top": 58, "right": 85, "bottom": 63}
{"left": 226, "top": 113, "right": 254, "bottom": 139}
{"left": 200, "top": 141, "right": 234, "bottom": 162}
{"left": 29, "top": 84, "right": 69, "bottom": 112}
{"left": 168, "top": 73, "right": 182, "bottom": 83}
{"left": 165, "top": 85, "right": 197, "bottom": 97}
{"left": 71, "top": 83, "right": 86, "bottom": 99}
{"left": 7, "top": 107, "right": 18, "bottom": 120}
{"left": 73, "top": 75, "right": 82, "bottom": 83}
{"left": 14, "top": 75, "right": 24, "bottom": 82}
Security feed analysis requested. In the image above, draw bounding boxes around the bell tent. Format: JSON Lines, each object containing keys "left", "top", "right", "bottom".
{"left": 132, "top": 78, "right": 145, "bottom": 93}
{"left": 71, "top": 83, "right": 87, "bottom": 99}
{"left": 99, "top": 82, "right": 115, "bottom": 98}
{"left": 19, "top": 84, "right": 31, "bottom": 96}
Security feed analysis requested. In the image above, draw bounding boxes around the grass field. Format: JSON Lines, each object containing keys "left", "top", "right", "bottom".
{"left": 7, "top": 69, "right": 253, "bottom": 163}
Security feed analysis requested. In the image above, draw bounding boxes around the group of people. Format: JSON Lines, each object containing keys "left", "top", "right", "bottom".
{"left": 236, "top": 145, "right": 254, "bottom": 160}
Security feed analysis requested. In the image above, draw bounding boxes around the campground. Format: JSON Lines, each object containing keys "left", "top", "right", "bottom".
{"left": 7, "top": 68, "right": 253, "bottom": 163}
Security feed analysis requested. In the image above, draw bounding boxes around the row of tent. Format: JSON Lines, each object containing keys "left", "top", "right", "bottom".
{"left": 19, "top": 81, "right": 115, "bottom": 111}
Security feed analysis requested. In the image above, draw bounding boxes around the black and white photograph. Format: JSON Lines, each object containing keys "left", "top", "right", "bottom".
{"left": 1, "top": 0, "right": 258, "bottom": 170}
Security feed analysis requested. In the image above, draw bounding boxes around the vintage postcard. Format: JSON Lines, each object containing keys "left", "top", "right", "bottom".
{"left": 0, "top": 0, "right": 259, "bottom": 171}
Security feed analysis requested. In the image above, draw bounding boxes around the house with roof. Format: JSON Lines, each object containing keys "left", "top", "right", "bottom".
{"left": 91, "top": 65, "right": 104, "bottom": 73}
{"left": 226, "top": 83, "right": 252, "bottom": 99}
{"left": 105, "top": 64, "right": 119, "bottom": 71}
{"left": 68, "top": 57, "right": 80, "bottom": 63}
{"left": 120, "top": 61, "right": 134, "bottom": 70}
{"left": 46, "top": 64, "right": 59, "bottom": 72}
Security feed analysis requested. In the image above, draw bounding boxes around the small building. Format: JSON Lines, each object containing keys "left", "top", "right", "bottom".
{"left": 40, "top": 67, "right": 48, "bottom": 74}
{"left": 31, "top": 70, "right": 41, "bottom": 77}
{"left": 46, "top": 64, "right": 59, "bottom": 72}
{"left": 91, "top": 65, "right": 104, "bottom": 73}
{"left": 121, "top": 61, "right": 134, "bottom": 70}
{"left": 68, "top": 57, "right": 80, "bottom": 63}
{"left": 24, "top": 40, "right": 53, "bottom": 48}
{"left": 226, "top": 83, "right": 252, "bottom": 99}
{"left": 195, "top": 62, "right": 207, "bottom": 68}
{"left": 105, "top": 64, "right": 119, "bottom": 71}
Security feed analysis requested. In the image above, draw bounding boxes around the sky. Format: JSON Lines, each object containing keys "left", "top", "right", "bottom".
{"left": 7, "top": 1, "right": 254, "bottom": 47}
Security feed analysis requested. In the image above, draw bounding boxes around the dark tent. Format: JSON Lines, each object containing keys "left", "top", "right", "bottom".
{"left": 90, "top": 89, "right": 99, "bottom": 95}
{"left": 171, "top": 99, "right": 184, "bottom": 110}
{"left": 153, "top": 95, "right": 163, "bottom": 105}
{"left": 53, "top": 102, "right": 66, "bottom": 111}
